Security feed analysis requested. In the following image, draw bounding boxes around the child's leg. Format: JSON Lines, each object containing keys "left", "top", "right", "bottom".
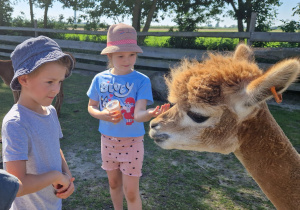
{"left": 107, "top": 169, "right": 124, "bottom": 210}
{"left": 122, "top": 174, "right": 142, "bottom": 210}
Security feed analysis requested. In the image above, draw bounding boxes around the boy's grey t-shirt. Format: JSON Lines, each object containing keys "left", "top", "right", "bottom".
{"left": 2, "top": 104, "right": 63, "bottom": 210}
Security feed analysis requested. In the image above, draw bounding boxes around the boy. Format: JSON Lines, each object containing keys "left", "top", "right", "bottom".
{"left": 1, "top": 36, "right": 75, "bottom": 210}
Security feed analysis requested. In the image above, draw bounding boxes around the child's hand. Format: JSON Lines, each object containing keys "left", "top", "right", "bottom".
{"left": 52, "top": 173, "right": 70, "bottom": 195}
{"left": 103, "top": 108, "right": 123, "bottom": 124}
{"left": 149, "top": 103, "right": 170, "bottom": 117}
{"left": 55, "top": 174, "right": 75, "bottom": 199}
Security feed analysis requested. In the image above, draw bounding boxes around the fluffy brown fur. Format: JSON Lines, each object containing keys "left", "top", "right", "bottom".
{"left": 0, "top": 60, "right": 20, "bottom": 103}
{"left": 150, "top": 44, "right": 300, "bottom": 209}
{"left": 166, "top": 53, "right": 262, "bottom": 108}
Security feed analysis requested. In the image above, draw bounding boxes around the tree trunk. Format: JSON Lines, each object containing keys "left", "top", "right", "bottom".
{"left": 237, "top": 18, "right": 244, "bottom": 32}
{"left": 132, "top": 0, "right": 142, "bottom": 32}
{"left": 139, "top": 0, "right": 158, "bottom": 43}
{"left": 29, "top": 0, "right": 34, "bottom": 27}
{"left": 43, "top": 3, "right": 49, "bottom": 28}
{"left": 245, "top": 0, "right": 252, "bottom": 32}
{"left": 142, "top": 0, "right": 158, "bottom": 32}
{"left": 43, "top": 7, "right": 47, "bottom": 28}
{"left": 236, "top": 0, "right": 245, "bottom": 33}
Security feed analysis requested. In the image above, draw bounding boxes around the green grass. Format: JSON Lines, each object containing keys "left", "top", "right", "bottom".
{"left": 1, "top": 73, "right": 299, "bottom": 209}
{"left": 269, "top": 105, "right": 300, "bottom": 151}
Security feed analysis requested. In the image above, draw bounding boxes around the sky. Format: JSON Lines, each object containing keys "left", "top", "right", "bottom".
{"left": 11, "top": 0, "right": 300, "bottom": 27}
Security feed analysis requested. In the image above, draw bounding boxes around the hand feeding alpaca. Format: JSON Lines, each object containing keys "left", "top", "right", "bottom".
{"left": 149, "top": 44, "right": 300, "bottom": 209}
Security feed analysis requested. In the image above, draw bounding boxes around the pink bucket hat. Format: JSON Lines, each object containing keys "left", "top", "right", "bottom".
{"left": 101, "top": 23, "right": 143, "bottom": 55}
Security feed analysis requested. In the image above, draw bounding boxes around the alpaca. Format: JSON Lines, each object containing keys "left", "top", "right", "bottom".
{"left": 149, "top": 44, "right": 300, "bottom": 210}
{"left": 0, "top": 60, "right": 63, "bottom": 115}
{"left": 0, "top": 60, "right": 20, "bottom": 103}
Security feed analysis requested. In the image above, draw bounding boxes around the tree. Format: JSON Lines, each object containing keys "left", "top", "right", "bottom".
{"left": 292, "top": 2, "right": 300, "bottom": 16}
{"left": 164, "top": 0, "right": 224, "bottom": 49}
{"left": 0, "top": 0, "right": 13, "bottom": 26}
{"left": 224, "top": 0, "right": 282, "bottom": 32}
{"left": 29, "top": 0, "right": 35, "bottom": 26}
{"left": 59, "top": 0, "right": 93, "bottom": 23}
{"left": 13, "top": 0, "right": 35, "bottom": 27}
{"left": 86, "top": 0, "right": 170, "bottom": 32}
{"left": 142, "top": 0, "right": 158, "bottom": 32}
{"left": 132, "top": 0, "right": 142, "bottom": 31}
{"left": 36, "top": 0, "right": 54, "bottom": 28}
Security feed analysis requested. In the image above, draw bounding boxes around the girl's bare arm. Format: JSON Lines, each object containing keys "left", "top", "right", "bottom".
{"left": 134, "top": 99, "right": 170, "bottom": 122}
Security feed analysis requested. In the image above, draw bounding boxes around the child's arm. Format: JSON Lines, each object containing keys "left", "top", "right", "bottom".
{"left": 134, "top": 99, "right": 170, "bottom": 122}
{"left": 88, "top": 98, "right": 122, "bottom": 124}
{"left": 6, "top": 160, "right": 70, "bottom": 197}
{"left": 54, "top": 149, "right": 75, "bottom": 199}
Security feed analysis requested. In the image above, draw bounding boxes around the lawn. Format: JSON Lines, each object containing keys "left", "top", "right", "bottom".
{"left": 1, "top": 72, "right": 299, "bottom": 210}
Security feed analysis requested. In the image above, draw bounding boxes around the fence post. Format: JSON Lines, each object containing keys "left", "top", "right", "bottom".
{"left": 34, "top": 20, "right": 38, "bottom": 37}
{"left": 248, "top": 12, "right": 257, "bottom": 46}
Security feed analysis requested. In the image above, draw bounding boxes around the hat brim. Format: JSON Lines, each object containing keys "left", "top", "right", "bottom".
{"left": 101, "top": 44, "right": 143, "bottom": 55}
{"left": 10, "top": 50, "right": 75, "bottom": 91}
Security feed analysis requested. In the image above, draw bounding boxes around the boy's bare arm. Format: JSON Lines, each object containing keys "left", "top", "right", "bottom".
{"left": 134, "top": 99, "right": 170, "bottom": 122}
{"left": 55, "top": 149, "right": 75, "bottom": 199}
{"left": 60, "top": 149, "right": 72, "bottom": 177}
{"left": 6, "top": 160, "right": 69, "bottom": 197}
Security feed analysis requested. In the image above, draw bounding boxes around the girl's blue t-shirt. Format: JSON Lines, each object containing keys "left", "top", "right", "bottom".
{"left": 87, "top": 69, "right": 154, "bottom": 137}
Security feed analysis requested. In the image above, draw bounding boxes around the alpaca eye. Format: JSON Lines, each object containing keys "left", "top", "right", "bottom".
{"left": 187, "top": 111, "right": 209, "bottom": 123}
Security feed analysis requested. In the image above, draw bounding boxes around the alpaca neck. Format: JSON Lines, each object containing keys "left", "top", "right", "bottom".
{"left": 234, "top": 105, "right": 300, "bottom": 209}
{"left": 0, "top": 60, "right": 14, "bottom": 86}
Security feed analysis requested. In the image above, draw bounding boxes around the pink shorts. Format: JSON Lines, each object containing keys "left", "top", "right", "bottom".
{"left": 101, "top": 134, "right": 144, "bottom": 177}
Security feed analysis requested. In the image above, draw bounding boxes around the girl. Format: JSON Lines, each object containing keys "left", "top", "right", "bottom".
{"left": 87, "top": 23, "right": 169, "bottom": 210}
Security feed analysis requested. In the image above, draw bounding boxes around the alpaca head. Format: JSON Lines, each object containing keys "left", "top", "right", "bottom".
{"left": 149, "top": 44, "right": 300, "bottom": 154}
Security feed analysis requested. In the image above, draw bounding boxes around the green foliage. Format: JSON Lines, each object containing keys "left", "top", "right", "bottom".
{"left": 164, "top": 27, "right": 238, "bottom": 50}
{"left": 165, "top": 24, "right": 198, "bottom": 49}
{"left": 224, "top": 0, "right": 282, "bottom": 33}
{"left": 273, "top": 20, "right": 300, "bottom": 48}
{"left": 0, "top": 0, "right": 13, "bottom": 26}
{"left": 292, "top": 2, "right": 300, "bottom": 16}
{"left": 279, "top": 20, "right": 300, "bottom": 32}
{"left": 64, "top": 34, "right": 105, "bottom": 43}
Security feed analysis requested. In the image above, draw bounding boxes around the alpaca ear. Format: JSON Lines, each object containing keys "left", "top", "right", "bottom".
{"left": 233, "top": 44, "right": 255, "bottom": 62}
{"left": 244, "top": 59, "right": 300, "bottom": 106}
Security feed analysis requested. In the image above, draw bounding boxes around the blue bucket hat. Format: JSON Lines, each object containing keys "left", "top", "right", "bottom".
{"left": 10, "top": 35, "right": 75, "bottom": 91}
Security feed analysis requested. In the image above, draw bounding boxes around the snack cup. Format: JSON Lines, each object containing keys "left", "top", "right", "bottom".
{"left": 106, "top": 100, "right": 122, "bottom": 123}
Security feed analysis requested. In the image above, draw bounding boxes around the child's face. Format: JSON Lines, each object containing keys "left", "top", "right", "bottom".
{"left": 21, "top": 62, "right": 67, "bottom": 107}
{"left": 109, "top": 52, "right": 137, "bottom": 74}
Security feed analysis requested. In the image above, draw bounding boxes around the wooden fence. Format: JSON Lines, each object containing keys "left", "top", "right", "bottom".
{"left": 0, "top": 13, "right": 300, "bottom": 91}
